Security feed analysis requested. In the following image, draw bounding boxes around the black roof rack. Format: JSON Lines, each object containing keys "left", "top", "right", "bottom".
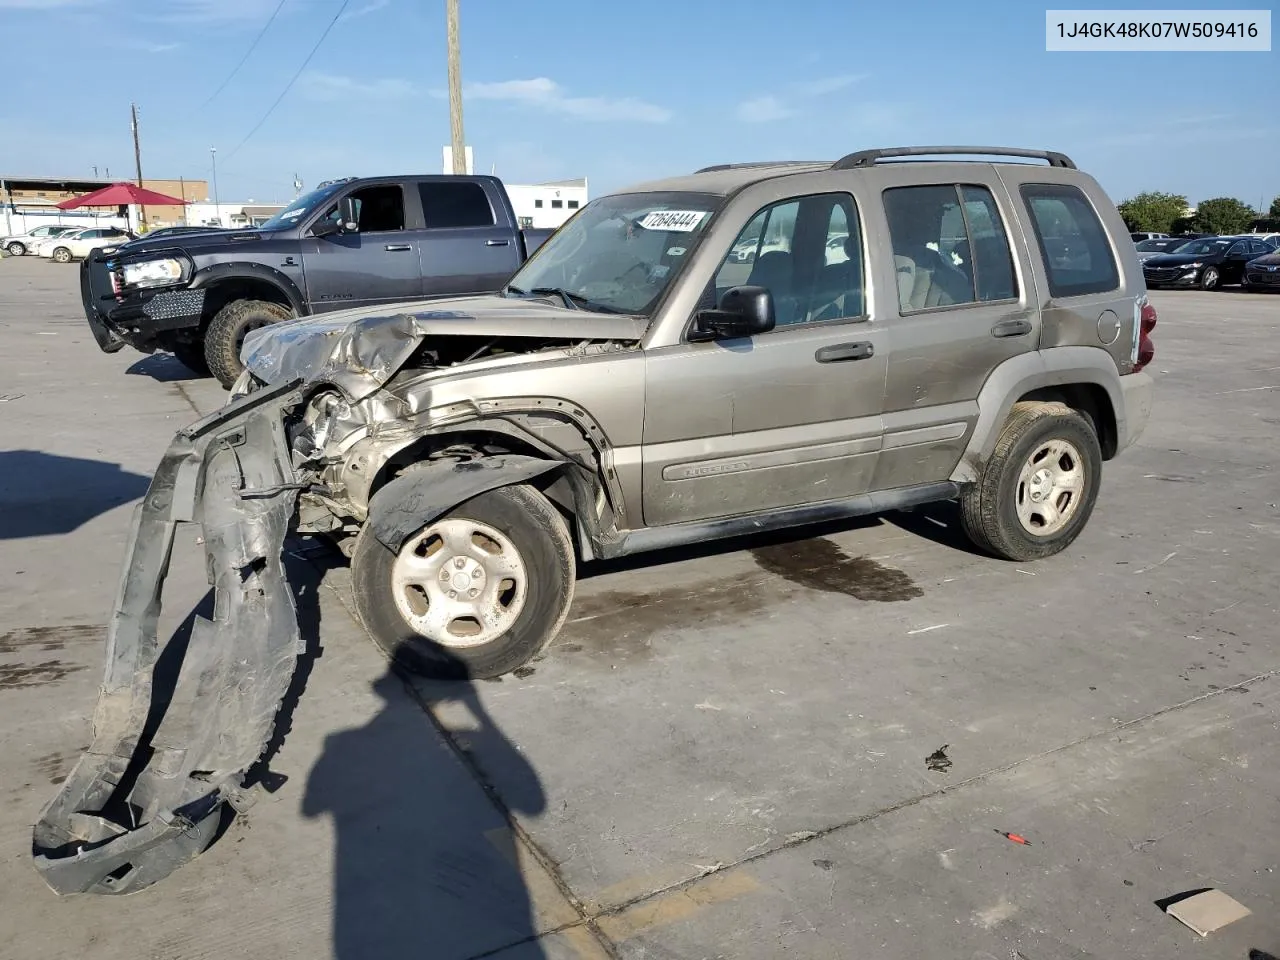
{"left": 832, "top": 146, "right": 1076, "bottom": 170}
{"left": 694, "top": 160, "right": 827, "bottom": 174}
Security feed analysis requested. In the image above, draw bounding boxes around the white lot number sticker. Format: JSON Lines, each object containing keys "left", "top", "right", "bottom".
{"left": 640, "top": 210, "right": 706, "bottom": 232}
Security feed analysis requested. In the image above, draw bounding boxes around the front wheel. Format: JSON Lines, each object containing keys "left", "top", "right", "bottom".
{"left": 204, "top": 299, "right": 293, "bottom": 388}
{"left": 351, "top": 483, "right": 576, "bottom": 680}
{"left": 960, "top": 401, "right": 1102, "bottom": 562}
{"left": 52, "top": 247, "right": 72, "bottom": 263}
{"left": 1199, "top": 266, "right": 1220, "bottom": 290}
{"left": 6, "top": 242, "right": 24, "bottom": 257}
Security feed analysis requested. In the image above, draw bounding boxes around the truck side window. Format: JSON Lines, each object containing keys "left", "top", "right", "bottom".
{"left": 419, "top": 182, "right": 495, "bottom": 229}
{"left": 1020, "top": 183, "right": 1119, "bottom": 298}
{"left": 319, "top": 185, "right": 406, "bottom": 233}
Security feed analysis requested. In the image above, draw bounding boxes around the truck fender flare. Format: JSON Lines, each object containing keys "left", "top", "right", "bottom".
{"left": 367, "top": 454, "right": 565, "bottom": 554}
{"left": 190, "top": 262, "right": 307, "bottom": 316}
{"left": 950, "top": 346, "right": 1126, "bottom": 484}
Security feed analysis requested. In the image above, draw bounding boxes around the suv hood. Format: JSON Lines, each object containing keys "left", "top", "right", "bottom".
{"left": 241, "top": 294, "right": 648, "bottom": 400}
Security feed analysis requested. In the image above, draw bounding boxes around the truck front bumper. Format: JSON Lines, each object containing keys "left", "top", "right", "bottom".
{"left": 32, "top": 380, "right": 308, "bottom": 895}
{"left": 81, "top": 254, "right": 205, "bottom": 354}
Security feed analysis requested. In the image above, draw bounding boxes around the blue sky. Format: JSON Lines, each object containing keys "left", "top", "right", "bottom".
{"left": 1, "top": 0, "right": 1276, "bottom": 208}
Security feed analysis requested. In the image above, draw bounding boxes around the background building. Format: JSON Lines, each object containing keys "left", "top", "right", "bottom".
{"left": 506, "top": 178, "right": 588, "bottom": 230}
{"left": 184, "top": 202, "right": 285, "bottom": 228}
{"left": 1, "top": 175, "right": 209, "bottom": 235}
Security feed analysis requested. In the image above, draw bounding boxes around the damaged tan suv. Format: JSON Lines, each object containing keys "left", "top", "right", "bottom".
{"left": 36, "top": 147, "right": 1156, "bottom": 895}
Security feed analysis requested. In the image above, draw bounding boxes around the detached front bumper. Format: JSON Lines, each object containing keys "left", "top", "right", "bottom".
{"left": 81, "top": 254, "right": 205, "bottom": 354}
{"left": 32, "top": 380, "right": 308, "bottom": 896}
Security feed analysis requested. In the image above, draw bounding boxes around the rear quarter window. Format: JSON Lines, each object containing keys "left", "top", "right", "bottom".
{"left": 1020, "top": 183, "right": 1119, "bottom": 298}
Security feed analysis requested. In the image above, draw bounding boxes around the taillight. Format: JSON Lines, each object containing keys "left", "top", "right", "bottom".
{"left": 1134, "top": 298, "right": 1157, "bottom": 373}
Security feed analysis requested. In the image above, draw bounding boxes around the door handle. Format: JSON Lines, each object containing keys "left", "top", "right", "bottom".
{"left": 991, "top": 319, "right": 1032, "bottom": 338}
{"left": 384, "top": 243, "right": 412, "bottom": 252}
{"left": 815, "top": 341, "right": 874, "bottom": 363}
{"left": 485, "top": 239, "right": 511, "bottom": 247}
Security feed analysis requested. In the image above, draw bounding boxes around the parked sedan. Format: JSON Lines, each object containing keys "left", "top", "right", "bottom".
{"left": 1142, "top": 235, "right": 1277, "bottom": 290}
{"left": 1134, "top": 237, "right": 1190, "bottom": 262}
{"left": 1244, "top": 251, "right": 1280, "bottom": 292}
{"left": 37, "top": 226, "right": 132, "bottom": 262}
{"left": 1130, "top": 231, "right": 1170, "bottom": 242}
{"left": 3, "top": 224, "right": 79, "bottom": 256}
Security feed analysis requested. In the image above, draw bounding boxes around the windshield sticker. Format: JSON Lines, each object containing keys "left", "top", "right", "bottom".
{"left": 666, "top": 246, "right": 687, "bottom": 256}
{"left": 639, "top": 210, "right": 706, "bottom": 232}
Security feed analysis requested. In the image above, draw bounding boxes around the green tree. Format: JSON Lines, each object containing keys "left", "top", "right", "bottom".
{"left": 1116, "top": 191, "right": 1188, "bottom": 233}
{"left": 1191, "top": 197, "right": 1257, "bottom": 235}
{"left": 1269, "top": 196, "right": 1280, "bottom": 219}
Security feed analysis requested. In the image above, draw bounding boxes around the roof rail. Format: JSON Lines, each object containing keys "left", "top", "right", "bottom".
{"left": 694, "top": 160, "right": 826, "bottom": 174}
{"left": 831, "top": 146, "right": 1076, "bottom": 170}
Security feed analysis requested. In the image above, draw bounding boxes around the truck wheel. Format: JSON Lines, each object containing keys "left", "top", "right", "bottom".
{"left": 204, "top": 299, "right": 293, "bottom": 388}
{"left": 960, "top": 401, "right": 1101, "bottom": 562}
{"left": 170, "top": 341, "right": 210, "bottom": 376}
{"left": 350, "top": 483, "right": 576, "bottom": 680}
{"left": 6, "top": 242, "right": 24, "bottom": 257}
{"left": 52, "top": 247, "right": 72, "bottom": 263}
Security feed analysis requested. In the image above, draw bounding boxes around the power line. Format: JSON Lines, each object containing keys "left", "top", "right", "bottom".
{"left": 202, "top": 0, "right": 288, "bottom": 109}
{"left": 224, "top": 0, "right": 351, "bottom": 162}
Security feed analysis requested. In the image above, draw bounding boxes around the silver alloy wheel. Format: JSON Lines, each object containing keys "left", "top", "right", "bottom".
{"left": 1015, "top": 438, "right": 1085, "bottom": 536}
{"left": 6, "top": 242, "right": 23, "bottom": 256}
{"left": 391, "top": 518, "right": 528, "bottom": 648}
{"left": 53, "top": 247, "right": 71, "bottom": 263}
{"left": 1201, "top": 267, "right": 1219, "bottom": 289}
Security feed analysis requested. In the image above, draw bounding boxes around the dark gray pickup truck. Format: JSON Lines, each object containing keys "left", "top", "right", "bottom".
{"left": 80, "top": 174, "right": 554, "bottom": 386}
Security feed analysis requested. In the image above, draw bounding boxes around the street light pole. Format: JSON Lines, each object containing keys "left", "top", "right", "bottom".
{"left": 446, "top": 0, "right": 466, "bottom": 175}
{"left": 210, "top": 146, "right": 221, "bottom": 226}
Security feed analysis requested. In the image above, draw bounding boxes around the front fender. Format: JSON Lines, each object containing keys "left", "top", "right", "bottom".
{"left": 367, "top": 455, "right": 564, "bottom": 553}
{"left": 190, "top": 262, "right": 307, "bottom": 315}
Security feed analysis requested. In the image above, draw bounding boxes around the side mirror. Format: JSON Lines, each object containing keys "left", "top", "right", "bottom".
{"left": 692, "top": 285, "right": 776, "bottom": 341}
{"left": 312, "top": 196, "right": 359, "bottom": 238}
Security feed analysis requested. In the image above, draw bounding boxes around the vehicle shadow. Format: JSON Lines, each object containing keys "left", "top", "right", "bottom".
{"left": 881, "top": 499, "right": 990, "bottom": 557}
{"left": 125, "top": 353, "right": 206, "bottom": 382}
{"left": 303, "top": 650, "right": 549, "bottom": 959}
{"left": 0, "top": 449, "right": 150, "bottom": 539}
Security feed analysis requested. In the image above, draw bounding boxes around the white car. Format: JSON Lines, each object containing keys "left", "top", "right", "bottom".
{"left": 37, "top": 227, "right": 132, "bottom": 263}
{"left": 3, "top": 224, "right": 80, "bottom": 256}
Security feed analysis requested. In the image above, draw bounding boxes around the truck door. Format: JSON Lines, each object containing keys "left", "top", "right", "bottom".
{"left": 300, "top": 182, "right": 422, "bottom": 311}
{"left": 412, "top": 178, "right": 523, "bottom": 297}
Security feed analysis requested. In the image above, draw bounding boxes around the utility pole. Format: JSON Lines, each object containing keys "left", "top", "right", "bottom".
{"left": 131, "top": 102, "right": 147, "bottom": 229}
{"left": 446, "top": 0, "right": 466, "bottom": 176}
{"left": 210, "top": 147, "right": 221, "bottom": 226}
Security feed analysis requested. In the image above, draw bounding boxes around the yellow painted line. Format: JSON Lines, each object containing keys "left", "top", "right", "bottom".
{"left": 596, "top": 870, "right": 761, "bottom": 941}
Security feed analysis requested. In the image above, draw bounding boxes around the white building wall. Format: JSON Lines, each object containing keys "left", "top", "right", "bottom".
{"left": 183, "top": 203, "right": 282, "bottom": 228}
{"left": 506, "top": 181, "right": 588, "bottom": 230}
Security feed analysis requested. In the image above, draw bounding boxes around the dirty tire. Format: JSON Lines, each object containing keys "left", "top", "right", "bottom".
{"left": 52, "top": 246, "right": 72, "bottom": 263}
{"left": 351, "top": 483, "right": 576, "bottom": 680}
{"left": 170, "top": 340, "right": 211, "bottom": 376}
{"left": 205, "top": 299, "right": 293, "bottom": 388}
{"left": 959, "top": 401, "right": 1102, "bottom": 562}
{"left": 1199, "top": 266, "right": 1220, "bottom": 290}
{"left": 6, "top": 241, "right": 25, "bottom": 257}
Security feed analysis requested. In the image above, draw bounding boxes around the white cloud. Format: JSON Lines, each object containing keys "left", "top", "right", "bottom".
{"left": 153, "top": 0, "right": 286, "bottom": 23}
{"left": 465, "top": 77, "right": 671, "bottom": 123}
{"left": 339, "top": 0, "right": 389, "bottom": 21}
{"left": 793, "top": 74, "right": 867, "bottom": 97}
{"left": 299, "top": 72, "right": 416, "bottom": 101}
{"left": 736, "top": 96, "right": 794, "bottom": 123}
{"left": 0, "top": 0, "right": 97, "bottom": 6}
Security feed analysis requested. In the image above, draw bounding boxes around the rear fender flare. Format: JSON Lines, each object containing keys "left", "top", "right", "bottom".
{"left": 951, "top": 347, "right": 1125, "bottom": 483}
{"left": 366, "top": 454, "right": 564, "bottom": 554}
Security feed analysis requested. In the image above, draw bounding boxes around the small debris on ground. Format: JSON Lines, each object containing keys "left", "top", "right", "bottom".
{"left": 813, "top": 859, "right": 834, "bottom": 871}
{"left": 784, "top": 830, "right": 819, "bottom": 845}
{"left": 512, "top": 666, "right": 536, "bottom": 679}
{"left": 995, "top": 830, "right": 1031, "bottom": 845}
{"left": 1165, "top": 889, "right": 1251, "bottom": 936}
{"left": 925, "top": 744, "right": 952, "bottom": 772}
{"left": 0, "top": 394, "right": 23, "bottom": 402}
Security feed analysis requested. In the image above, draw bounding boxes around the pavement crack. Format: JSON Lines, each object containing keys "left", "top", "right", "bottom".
{"left": 172, "top": 380, "right": 202, "bottom": 417}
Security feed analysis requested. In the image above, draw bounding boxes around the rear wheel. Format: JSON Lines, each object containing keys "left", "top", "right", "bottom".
{"left": 351, "top": 483, "right": 575, "bottom": 680}
{"left": 1199, "top": 266, "right": 1220, "bottom": 290}
{"left": 52, "top": 247, "right": 72, "bottom": 263}
{"left": 204, "top": 299, "right": 293, "bottom": 388}
{"left": 960, "top": 401, "right": 1102, "bottom": 562}
{"left": 6, "top": 242, "right": 24, "bottom": 257}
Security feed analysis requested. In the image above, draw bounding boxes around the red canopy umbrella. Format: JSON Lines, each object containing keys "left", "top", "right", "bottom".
{"left": 56, "top": 182, "right": 189, "bottom": 209}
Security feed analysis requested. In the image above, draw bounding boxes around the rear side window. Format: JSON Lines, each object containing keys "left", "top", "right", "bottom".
{"left": 883, "top": 183, "right": 1018, "bottom": 313}
{"left": 1020, "top": 183, "right": 1119, "bottom": 298}
{"left": 419, "top": 181, "right": 495, "bottom": 228}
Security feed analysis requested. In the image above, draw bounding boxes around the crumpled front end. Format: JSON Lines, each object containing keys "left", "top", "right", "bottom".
{"left": 32, "top": 380, "right": 309, "bottom": 896}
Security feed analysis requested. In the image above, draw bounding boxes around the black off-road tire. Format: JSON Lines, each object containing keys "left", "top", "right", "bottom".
{"left": 351, "top": 483, "right": 576, "bottom": 680}
{"left": 1199, "top": 266, "right": 1220, "bottom": 290}
{"left": 170, "top": 340, "right": 211, "bottom": 376}
{"left": 960, "top": 401, "right": 1102, "bottom": 562}
{"left": 204, "top": 299, "right": 293, "bottom": 388}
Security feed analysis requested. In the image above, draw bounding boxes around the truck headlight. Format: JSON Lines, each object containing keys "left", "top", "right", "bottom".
{"left": 120, "top": 257, "right": 184, "bottom": 289}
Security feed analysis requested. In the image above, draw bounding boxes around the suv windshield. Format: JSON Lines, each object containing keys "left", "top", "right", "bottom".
{"left": 257, "top": 182, "right": 347, "bottom": 232}
{"left": 1172, "top": 239, "right": 1229, "bottom": 255}
{"left": 506, "top": 192, "right": 722, "bottom": 315}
